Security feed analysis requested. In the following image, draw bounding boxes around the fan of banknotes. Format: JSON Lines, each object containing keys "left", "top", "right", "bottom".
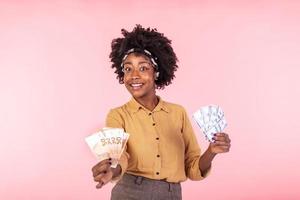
{"left": 85, "top": 127, "right": 129, "bottom": 168}
{"left": 193, "top": 105, "right": 227, "bottom": 142}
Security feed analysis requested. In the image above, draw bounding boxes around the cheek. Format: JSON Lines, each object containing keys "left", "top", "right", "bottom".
{"left": 123, "top": 78, "right": 131, "bottom": 90}
{"left": 145, "top": 77, "right": 156, "bottom": 88}
{"left": 123, "top": 76, "right": 130, "bottom": 84}
{"left": 143, "top": 73, "right": 155, "bottom": 82}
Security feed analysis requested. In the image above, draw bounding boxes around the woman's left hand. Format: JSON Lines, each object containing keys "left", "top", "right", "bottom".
{"left": 208, "top": 132, "right": 231, "bottom": 154}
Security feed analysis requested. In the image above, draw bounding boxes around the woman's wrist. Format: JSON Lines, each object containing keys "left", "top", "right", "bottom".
{"left": 207, "top": 145, "right": 217, "bottom": 157}
{"left": 112, "top": 164, "right": 122, "bottom": 178}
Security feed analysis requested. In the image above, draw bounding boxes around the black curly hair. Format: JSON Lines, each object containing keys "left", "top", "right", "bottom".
{"left": 109, "top": 24, "right": 178, "bottom": 89}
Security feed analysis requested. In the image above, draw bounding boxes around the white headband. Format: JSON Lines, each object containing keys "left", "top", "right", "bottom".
{"left": 121, "top": 48, "right": 158, "bottom": 69}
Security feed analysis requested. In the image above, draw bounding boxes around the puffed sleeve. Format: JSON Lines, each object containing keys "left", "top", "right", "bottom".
{"left": 181, "top": 107, "right": 211, "bottom": 180}
{"left": 105, "top": 109, "right": 130, "bottom": 182}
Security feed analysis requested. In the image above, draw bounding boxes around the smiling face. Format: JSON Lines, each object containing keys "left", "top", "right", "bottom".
{"left": 122, "top": 53, "right": 156, "bottom": 100}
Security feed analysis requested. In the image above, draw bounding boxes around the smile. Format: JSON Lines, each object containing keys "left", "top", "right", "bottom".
{"left": 130, "top": 83, "right": 143, "bottom": 90}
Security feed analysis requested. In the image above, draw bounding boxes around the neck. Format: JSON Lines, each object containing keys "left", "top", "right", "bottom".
{"left": 134, "top": 94, "right": 159, "bottom": 111}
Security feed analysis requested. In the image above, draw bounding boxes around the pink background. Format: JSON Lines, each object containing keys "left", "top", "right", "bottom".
{"left": 1, "top": 1, "right": 300, "bottom": 199}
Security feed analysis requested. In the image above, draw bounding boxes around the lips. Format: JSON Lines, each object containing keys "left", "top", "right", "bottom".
{"left": 129, "top": 83, "right": 143, "bottom": 90}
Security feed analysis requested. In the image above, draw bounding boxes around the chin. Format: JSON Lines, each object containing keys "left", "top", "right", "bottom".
{"left": 131, "top": 92, "right": 145, "bottom": 99}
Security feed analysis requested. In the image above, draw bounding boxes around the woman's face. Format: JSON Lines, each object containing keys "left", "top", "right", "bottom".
{"left": 122, "top": 53, "right": 156, "bottom": 100}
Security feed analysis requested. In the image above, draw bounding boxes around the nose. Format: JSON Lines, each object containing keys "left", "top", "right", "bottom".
{"left": 130, "top": 68, "right": 140, "bottom": 80}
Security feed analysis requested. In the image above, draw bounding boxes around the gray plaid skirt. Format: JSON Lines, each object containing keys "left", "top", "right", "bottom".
{"left": 111, "top": 173, "right": 182, "bottom": 200}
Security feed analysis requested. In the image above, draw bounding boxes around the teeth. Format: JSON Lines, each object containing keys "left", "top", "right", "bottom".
{"left": 131, "top": 83, "right": 142, "bottom": 87}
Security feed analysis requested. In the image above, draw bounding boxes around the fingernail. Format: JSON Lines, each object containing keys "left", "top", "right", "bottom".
{"left": 96, "top": 182, "right": 103, "bottom": 189}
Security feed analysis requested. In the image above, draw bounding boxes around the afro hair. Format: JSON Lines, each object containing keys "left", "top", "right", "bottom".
{"left": 109, "top": 24, "right": 178, "bottom": 89}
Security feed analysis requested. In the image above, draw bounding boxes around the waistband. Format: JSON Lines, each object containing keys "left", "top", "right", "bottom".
{"left": 122, "top": 173, "right": 181, "bottom": 191}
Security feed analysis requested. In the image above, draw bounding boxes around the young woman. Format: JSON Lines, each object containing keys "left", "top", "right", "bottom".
{"left": 91, "top": 25, "right": 231, "bottom": 200}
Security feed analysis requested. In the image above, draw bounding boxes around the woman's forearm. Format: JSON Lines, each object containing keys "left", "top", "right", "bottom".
{"left": 199, "top": 148, "right": 216, "bottom": 175}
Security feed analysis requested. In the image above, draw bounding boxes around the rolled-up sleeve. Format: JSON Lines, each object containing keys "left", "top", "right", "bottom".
{"left": 181, "top": 108, "right": 211, "bottom": 180}
{"left": 105, "top": 109, "right": 130, "bottom": 182}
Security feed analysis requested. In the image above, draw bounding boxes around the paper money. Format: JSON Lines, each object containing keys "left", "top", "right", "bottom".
{"left": 193, "top": 105, "right": 227, "bottom": 142}
{"left": 85, "top": 128, "right": 129, "bottom": 168}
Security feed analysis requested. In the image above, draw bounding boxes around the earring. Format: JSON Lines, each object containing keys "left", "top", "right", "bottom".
{"left": 155, "top": 72, "right": 159, "bottom": 80}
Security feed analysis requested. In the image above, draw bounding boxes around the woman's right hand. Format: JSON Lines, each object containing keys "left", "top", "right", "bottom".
{"left": 91, "top": 159, "right": 121, "bottom": 189}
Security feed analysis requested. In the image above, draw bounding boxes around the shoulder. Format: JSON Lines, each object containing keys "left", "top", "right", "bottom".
{"left": 107, "top": 104, "right": 127, "bottom": 117}
{"left": 106, "top": 100, "right": 133, "bottom": 118}
{"left": 162, "top": 99, "right": 187, "bottom": 114}
{"left": 105, "top": 103, "right": 129, "bottom": 128}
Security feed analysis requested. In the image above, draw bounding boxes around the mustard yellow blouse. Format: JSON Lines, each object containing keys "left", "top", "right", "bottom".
{"left": 106, "top": 97, "right": 210, "bottom": 183}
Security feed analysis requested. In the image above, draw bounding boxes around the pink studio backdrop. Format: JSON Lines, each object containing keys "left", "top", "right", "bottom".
{"left": 1, "top": 1, "right": 300, "bottom": 200}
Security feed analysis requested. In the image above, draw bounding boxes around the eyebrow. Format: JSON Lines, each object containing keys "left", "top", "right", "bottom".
{"left": 123, "top": 61, "right": 150, "bottom": 65}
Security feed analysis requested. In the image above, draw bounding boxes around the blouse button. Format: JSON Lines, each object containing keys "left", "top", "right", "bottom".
{"left": 152, "top": 123, "right": 156, "bottom": 126}
{"left": 156, "top": 172, "right": 160, "bottom": 175}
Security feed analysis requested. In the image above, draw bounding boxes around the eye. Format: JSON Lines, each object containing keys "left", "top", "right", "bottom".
{"left": 139, "top": 66, "right": 146, "bottom": 71}
{"left": 123, "top": 66, "right": 132, "bottom": 72}
{"left": 139, "top": 65, "right": 150, "bottom": 72}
